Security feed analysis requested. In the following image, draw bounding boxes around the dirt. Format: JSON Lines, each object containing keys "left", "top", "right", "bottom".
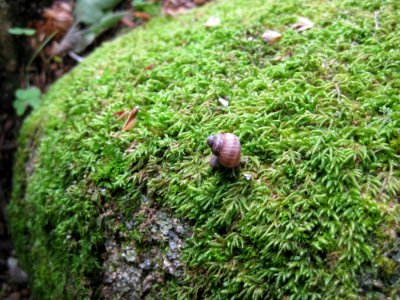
{"left": 0, "top": 57, "right": 30, "bottom": 300}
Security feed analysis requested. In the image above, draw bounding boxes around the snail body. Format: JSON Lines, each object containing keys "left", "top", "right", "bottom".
{"left": 207, "top": 133, "right": 241, "bottom": 168}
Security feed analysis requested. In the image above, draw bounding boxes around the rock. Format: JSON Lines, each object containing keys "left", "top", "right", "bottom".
{"left": 7, "top": 0, "right": 400, "bottom": 299}
{"left": 102, "top": 203, "right": 190, "bottom": 299}
{"left": 373, "top": 280, "right": 384, "bottom": 290}
{"left": 7, "top": 257, "right": 27, "bottom": 284}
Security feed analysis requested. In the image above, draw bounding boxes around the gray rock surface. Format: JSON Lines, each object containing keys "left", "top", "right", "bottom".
{"left": 102, "top": 201, "right": 191, "bottom": 299}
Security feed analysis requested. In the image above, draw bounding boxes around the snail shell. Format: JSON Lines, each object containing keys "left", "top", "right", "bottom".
{"left": 207, "top": 133, "right": 241, "bottom": 168}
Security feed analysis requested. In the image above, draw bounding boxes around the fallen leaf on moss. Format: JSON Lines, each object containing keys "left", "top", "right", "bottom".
{"left": 205, "top": 16, "right": 221, "bottom": 27}
{"left": 114, "top": 110, "right": 129, "bottom": 121}
{"left": 123, "top": 118, "right": 137, "bottom": 131}
{"left": 145, "top": 64, "right": 154, "bottom": 70}
{"left": 262, "top": 30, "right": 282, "bottom": 45}
{"left": 292, "top": 17, "right": 314, "bottom": 32}
{"left": 123, "top": 106, "right": 140, "bottom": 131}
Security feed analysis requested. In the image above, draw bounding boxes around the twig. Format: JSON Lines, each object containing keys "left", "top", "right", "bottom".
{"left": 26, "top": 31, "right": 58, "bottom": 85}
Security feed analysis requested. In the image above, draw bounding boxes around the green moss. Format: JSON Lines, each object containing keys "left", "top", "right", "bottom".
{"left": 8, "top": 0, "right": 400, "bottom": 298}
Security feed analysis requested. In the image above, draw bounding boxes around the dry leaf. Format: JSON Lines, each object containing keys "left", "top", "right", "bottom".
{"left": 41, "top": 2, "right": 74, "bottom": 38}
{"left": 163, "top": 0, "right": 210, "bottom": 16}
{"left": 145, "top": 64, "right": 154, "bottom": 70}
{"left": 133, "top": 11, "right": 152, "bottom": 22}
{"left": 30, "top": 0, "right": 74, "bottom": 56}
{"left": 114, "top": 110, "right": 129, "bottom": 121}
{"left": 164, "top": 7, "right": 188, "bottom": 16}
{"left": 123, "top": 118, "right": 138, "bottom": 131}
{"left": 292, "top": 17, "right": 314, "bottom": 32}
{"left": 121, "top": 15, "right": 136, "bottom": 28}
{"left": 205, "top": 16, "right": 221, "bottom": 28}
{"left": 262, "top": 30, "right": 282, "bottom": 45}
{"left": 123, "top": 106, "right": 140, "bottom": 131}
{"left": 218, "top": 98, "right": 229, "bottom": 107}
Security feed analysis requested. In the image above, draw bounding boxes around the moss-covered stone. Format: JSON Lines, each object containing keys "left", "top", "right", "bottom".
{"left": 8, "top": 0, "right": 400, "bottom": 298}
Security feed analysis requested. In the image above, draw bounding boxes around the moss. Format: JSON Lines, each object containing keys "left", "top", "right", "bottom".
{"left": 8, "top": 0, "right": 400, "bottom": 298}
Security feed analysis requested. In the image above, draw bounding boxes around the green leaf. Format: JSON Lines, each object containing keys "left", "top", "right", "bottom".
{"left": 75, "top": 0, "right": 124, "bottom": 25}
{"left": 8, "top": 27, "right": 36, "bottom": 36}
{"left": 13, "top": 87, "right": 42, "bottom": 116}
{"left": 13, "top": 99, "right": 27, "bottom": 115}
{"left": 88, "top": 11, "right": 128, "bottom": 35}
{"left": 90, "top": 0, "right": 123, "bottom": 10}
{"left": 132, "top": 0, "right": 160, "bottom": 15}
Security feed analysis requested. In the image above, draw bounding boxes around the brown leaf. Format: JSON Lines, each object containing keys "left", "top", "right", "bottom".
{"left": 133, "top": 11, "right": 152, "bottom": 22}
{"left": 114, "top": 110, "right": 129, "bottom": 121}
{"left": 121, "top": 15, "right": 136, "bottom": 28}
{"left": 123, "top": 106, "right": 140, "bottom": 131}
{"left": 163, "top": 0, "right": 211, "bottom": 16}
{"left": 38, "top": 1, "right": 74, "bottom": 40}
{"left": 145, "top": 64, "right": 154, "bottom": 70}
{"left": 162, "top": 0, "right": 194, "bottom": 16}
{"left": 123, "top": 118, "right": 137, "bottom": 131}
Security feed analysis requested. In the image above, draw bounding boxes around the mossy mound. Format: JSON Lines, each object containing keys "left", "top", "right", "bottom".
{"left": 9, "top": 0, "right": 400, "bottom": 298}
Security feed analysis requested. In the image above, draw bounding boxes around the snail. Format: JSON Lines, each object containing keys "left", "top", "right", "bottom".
{"left": 207, "top": 133, "right": 241, "bottom": 169}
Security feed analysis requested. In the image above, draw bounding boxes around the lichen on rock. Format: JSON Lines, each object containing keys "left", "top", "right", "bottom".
{"left": 102, "top": 200, "right": 190, "bottom": 299}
